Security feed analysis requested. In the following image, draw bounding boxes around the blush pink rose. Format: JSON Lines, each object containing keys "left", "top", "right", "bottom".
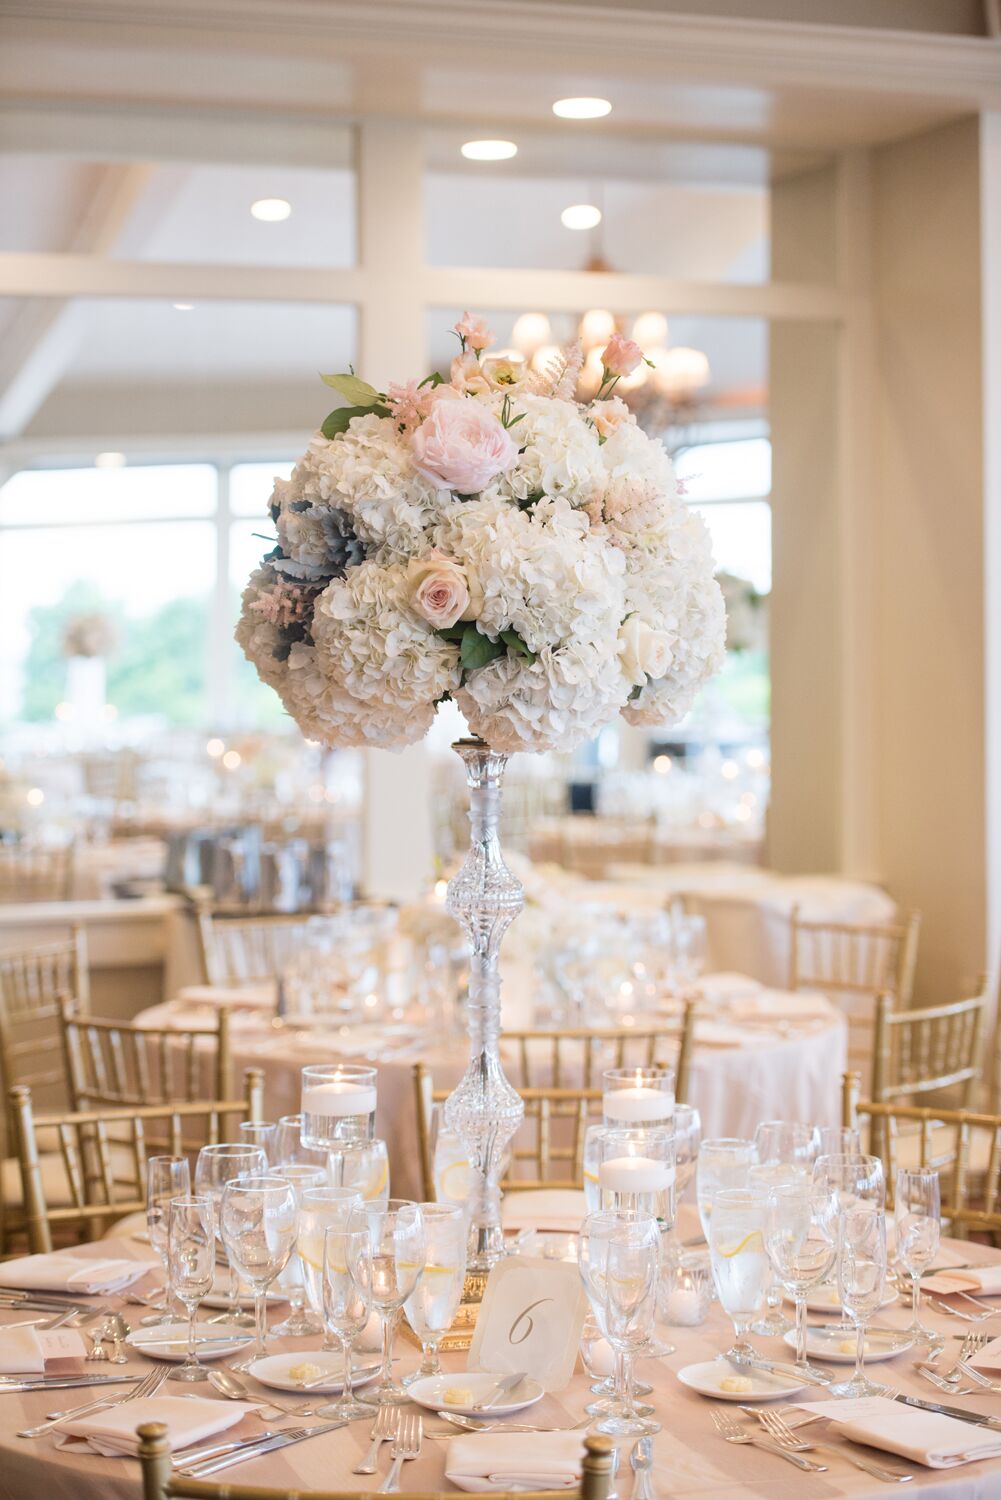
{"left": 601, "top": 332, "right": 644, "bottom": 378}
{"left": 410, "top": 398, "right": 517, "bottom": 494}
{"left": 408, "top": 551, "right": 481, "bottom": 627}
{"left": 455, "top": 311, "right": 493, "bottom": 352}
{"left": 450, "top": 350, "right": 492, "bottom": 396}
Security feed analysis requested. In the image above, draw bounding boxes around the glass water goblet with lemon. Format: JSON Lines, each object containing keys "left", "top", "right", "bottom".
{"left": 708, "top": 1186, "right": 771, "bottom": 1368}
{"left": 402, "top": 1203, "right": 466, "bottom": 1384}
{"left": 298, "top": 1186, "right": 363, "bottom": 1350}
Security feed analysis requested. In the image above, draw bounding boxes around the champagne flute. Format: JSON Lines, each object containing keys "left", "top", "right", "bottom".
{"left": 349, "top": 1198, "right": 425, "bottom": 1406}
{"left": 238, "top": 1121, "right": 277, "bottom": 1165}
{"left": 298, "top": 1185, "right": 363, "bottom": 1349}
{"left": 895, "top": 1167, "right": 941, "bottom": 1341}
{"left": 578, "top": 1209, "right": 660, "bottom": 1436}
{"left": 696, "top": 1138, "right": 755, "bottom": 1240}
{"left": 194, "top": 1142, "right": 267, "bottom": 1327}
{"left": 764, "top": 1180, "right": 838, "bottom": 1368}
{"left": 144, "top": 1155, "right": 190, "bottom": 1325}
{"left": 220, "top": 1174, "right": 298, "bottom": 1365}
{"left": 830, "top": 1204, "right": 887, "bottom": 1398}
{"left": 271, "top": 1164, "right": 326, "bottom": 1337}
{"left": 403, "top": 1203, "right": 466, "bottom": 1384}
{"left": 319, "top": 1223, "right": 376, "bottom": 1420}
{"left": 708, "top": 1187, "right": 770, "bottom": 1366}
{"left": 752, "top": 1121, "right": 819, "bottom": 1335}
{"left": 167, "top": 1195, "right": 215, "bottom": 1384}
{"left": 812, "top": 1152, "right": 885, "bottom": 1326}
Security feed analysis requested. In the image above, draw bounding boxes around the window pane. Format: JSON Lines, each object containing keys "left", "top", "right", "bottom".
{"left": 0, "top": 463, "right": 217, "bottom": 525}
{"left": 230, "top": 461, "right": 295, "bottom": 517}
{"left": 676, "top": 437, "right": 771, "bottom": 500}
{"left": 689, "top": 500, "right": 772, "bottom": 595}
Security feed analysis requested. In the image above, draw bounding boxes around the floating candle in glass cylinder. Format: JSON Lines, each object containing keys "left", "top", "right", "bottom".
{"left": 596, "top": 1124, "right": 676, "bottom": 1225}
{"left": 602, "top": 1067, "right": 674, "bottom": 1125}
{"left": 301, "top": 1064, "right": 377, "bottom": 1150}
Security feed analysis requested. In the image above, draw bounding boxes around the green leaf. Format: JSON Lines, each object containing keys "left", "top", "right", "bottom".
{"left": 435, "top": 625, "right": 466, "bottom": 642}
{"left": 320, "top": 373, "right": 382, "bottom": 407}
{"left": 460, "top": 628, "right": 504, "bottom": 672}
{"left": 418, "top": 372, "right": 445, "bottom": 389}
{"left": 321, "top": 403, "right": 390, "bottom": 439}
{"left": 500, "top": 629, "right": 537, "bottom": 662}
{"left": 517, "top": 488, "right": 545, "bottom": 511}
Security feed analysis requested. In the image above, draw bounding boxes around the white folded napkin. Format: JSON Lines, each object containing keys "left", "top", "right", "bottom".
{"left": 56, "top": 1395, "right": 252, "bottom": 1457}
{"left": 938, "top": 1264, "right": 1001, "bottom": 1296}
{"left": 177, "top": 984, "right": 274, "bottom": 1011}
{"left": 0, "top": 1253, "right": 155, "bottom": 1295}
{"left": 968, "top": 1336, "right": 1001, "bottom": 1371}
{"left": 445, "top": 1433, "right": 585, "bottom": 1492}
{"left": 0, "top": 1325, "right": 87, "bottom": 1373}
{"left": 798, "top": 1397, "right": 1001, "bottom": 1468}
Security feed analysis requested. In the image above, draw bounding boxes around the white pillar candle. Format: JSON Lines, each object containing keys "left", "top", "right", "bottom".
{"left": 599, "top": 1156, "right": 673, "bottom": 1193}
{"left": 602, "top": 1087, "right": 673, "bottom": 1122}
{"left": 302, "top": 1082, "right": 378, "bottom": 1116}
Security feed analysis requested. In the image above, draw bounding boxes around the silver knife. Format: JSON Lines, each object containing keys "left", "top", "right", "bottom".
{"left": 170, "top": 1429, "right": 288, "bottom": 1469}
{"left": 475, "top": 1372, "right": 528, "bottom": 1410}
{"left": 178, "top": 1421, "right": 347, "bottom": 1478}
{"left": 892, "top": 1393, "right": 1001, "bottom": 1430}
{"left": 0, "top": 1375, "right": 140, "bottom": 1393}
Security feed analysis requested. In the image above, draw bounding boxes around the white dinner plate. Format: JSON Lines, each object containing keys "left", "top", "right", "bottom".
{"left": 245, "top": 1352, "right": 382, "bottom": 1394}
{"left": 782, "top": 1325, "right": 914, "bottom": 1364}
{"left": 792, "top": 1284, "right": 899, "bottom": 1314}
{"left": 676, "top": 1360, "right": 811, "bottom": 1402}
{"left": 126, "top": 1320, "right": 252, "bottom": 1362}
{"left": 406, "top": 1372, "right": 545, "bottom": 1417}
{"left": 202, "top": 1271, "right": 288, "bottom": 1310}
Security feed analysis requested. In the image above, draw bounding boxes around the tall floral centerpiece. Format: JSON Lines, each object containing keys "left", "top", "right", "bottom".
{"left": 238, "top": 313, "right": 726, "bottom": 1265}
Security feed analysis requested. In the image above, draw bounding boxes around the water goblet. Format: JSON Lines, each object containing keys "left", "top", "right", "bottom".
{"left": 144, "top": 1154, "right": 189, "bottom": 1325}
{"left": 194, "top": 1142, "right": 267, "bottom": 1327}
{"left": 270, "top": 1164, "right": 326, "bottom": 1336}
{"left": 708, "top": 1186, "right": 770, "bottom": 1366}
{"left": 348, "top": 1198, "right": 425, "bottom": 1405}
{"left": 273, "top": 1113, "right": 329, "bottom": 1173}
{"left": 220, "top": 1174, "right": 298, "bottom": 1365}
{"left": 751, "top": 1121, "right": 817, "bottom": 1334}
{"left": 578, "top": 1312, "right": 653, "bottom": 1417}
{"left": 895, "top": 1167, "right": 941, "bottom": 1341}
{"left": 403, "top": 1203, "right": 466, "bottom": 1384}
{"left": 812, "top": 1152, "right": 884, "bottom": 1328}
{"left": 167, "top": 1194, "right": 215, "bottom": 1384}
{"left": 318, "top": 1223, "right": 376, "bottom": 1420}
{"left": 578, "top": 1209, "right": 661, "bottom": 1436}
{"left": 764, "top": 1180, "right": 838, "bottom": 1368}
{"left": 696, "top": 1138, "right": 755, "bottom": 1241}
{"left": 337, "top": 1139, "right": 390, "bottom": 1204}
{"left": 830, "top": 1203, "right": 888, "bottom": 1397}
{"left": 818, "top": 1126, "right": 862, "bottom": 1157}
{"left": 298, "top": 1185, "right": 364, "bottom": 1350}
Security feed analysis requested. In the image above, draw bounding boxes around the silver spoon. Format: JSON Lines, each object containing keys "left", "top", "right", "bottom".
{"left": 208, "top": 1367, "right": 308, "bottom": 1417}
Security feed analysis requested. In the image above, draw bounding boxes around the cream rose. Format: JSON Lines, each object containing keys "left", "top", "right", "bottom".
{"left": 408, "top": 550, "right": 481, "bottom": 627}
{"left": 618, "top": 615, "right": 671, "bottom": 686}
{"left": 411, "top": 398, "right": 518, "bottom": 494}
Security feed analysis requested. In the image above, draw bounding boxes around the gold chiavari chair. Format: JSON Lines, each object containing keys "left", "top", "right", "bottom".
{"left": 137, "top": 1422, "right": 614, "bottom": 1500}
{"left": 0, "top": 841, "right": 75, "bottom": 903}
{"left": 9, "top": 1067, "right": 264, "bottom": 1254}
{"left": 59, "top": 997, "right": 232, "bottom": 1110}
{"left": 789, "top": 903, "right": 921, "bottom": 1080}
{"left": 502, "top": 1018, "right": 691, "bottom": 1099}
{"left": 197, "top": 909, "right": 317, "bottom": 986}
{"left": 843, "top": 1071, "right": 1001, "bottom": 1239}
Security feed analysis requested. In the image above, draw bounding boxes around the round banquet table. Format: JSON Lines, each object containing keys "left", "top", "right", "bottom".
{"left": 3, "top": 1221, "right": 1001, "bottom": 1500}
{"left": 136, "top": 977, "right": 847, "bottom": 1201}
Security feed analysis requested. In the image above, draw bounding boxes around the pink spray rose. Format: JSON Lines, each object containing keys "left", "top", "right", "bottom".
{"left": 408, "top": 551, "right": 481, "bottom": 628}
{"left": 454, "top": 311, "right": 493, "bottom": 352}
{"left": 410, "top": 398, "right": 517, "bottom": 494}
{"left": 450, "top": 350, "right": 492, "bottom": 396}
{"left": 601, "top": 332, "right": 644, "bottom": 378}
{"left": 590, "top": 396, "right": 634, "bottom": 438}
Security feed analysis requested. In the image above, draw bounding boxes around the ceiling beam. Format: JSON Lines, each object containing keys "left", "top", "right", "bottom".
{"left": 0, "top": 253, "right": 852, "bottom": 322}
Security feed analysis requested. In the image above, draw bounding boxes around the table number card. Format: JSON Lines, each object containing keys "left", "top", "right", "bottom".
{"left": 467, "top": 1256, "right": 589, "bottom": 1392}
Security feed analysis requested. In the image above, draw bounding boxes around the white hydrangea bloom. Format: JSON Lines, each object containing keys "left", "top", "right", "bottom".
{"left": 456, "top": 638, "right": 630, "bottom": 754}
{"left": 305, "top": 420, "right": 448, "bottom": 562}
{"left": 490, "top": 396, "right": 606, "bottom": 509}
{"left": 234, "top": 569, "right": 290, "bottom": 693}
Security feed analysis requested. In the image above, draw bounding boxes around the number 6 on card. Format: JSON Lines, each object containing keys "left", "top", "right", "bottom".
{"left": 467, "top": 1256, "right": 590, "bottom": 1391}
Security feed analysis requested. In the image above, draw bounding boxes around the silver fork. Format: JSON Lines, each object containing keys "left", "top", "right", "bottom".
{"left": 926, "top": 1295, "right": 994, "bottom": 1323}
{"left": 378, "top": 1411, "right": 421, "bottom": 1493}
{"left": 756, "top": 1406, "right": 913, "bottom": 1483}
{"left": 953, "top": 1329, "right": 1001, "bottom": 1390}
{"left": 353, "top": 1406, "right": 398, "bottom": 1475}
{"left": 913, "top": 1360, "right": 978, "bottom": 1396}
{"left": 708, "top": 1407, "right": 827, "bottom": 1472}
{"left": 17, "top": 1364, "right": 168, "bottom": 1439}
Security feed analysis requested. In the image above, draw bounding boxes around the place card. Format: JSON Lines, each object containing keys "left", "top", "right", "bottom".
{"left": 467, "top": 1256, "right": 589, "bottom": 1392}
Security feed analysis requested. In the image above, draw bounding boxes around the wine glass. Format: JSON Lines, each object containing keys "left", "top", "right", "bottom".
{"left": 238, "top": 1121, "right": 277, "bottom": 1165}
{"left": 754, "top": 1121, "right": 820, "bottom": 1172}
{"left": 270, "top": 1164, "right": 326, "bottom": 1337}
{"left": 319, "top": 1223, "right": 376, "bottom": 1420}
{"left": 298, "top": 1186, "right": 364, "bottom": 1349}
{"left": 220, "top": 1174, "right": 298, "bottom": 1364}
{"left": 578, "top": 1312, "right": 654, "bottom": 1412}
{"left": 578, "top": 1209, "right": 661, "bottom": 1436}
{"left": 194, "top": 1143, "right": 267, "bottom": 1327}
{"left": 708, "top": 1187, "right": 770, "bottom": 1366}
{"left": 403, "top": 1203, "right": 466, "bottom": 1384}
{"left": 895, "top": 1167, "right": 941, "bottom": 1341}
{"left": 830, "top": 1203, "right": 888, "bottom": 1397}
{"left": 273, "top": 1113, "right": 330, "bottom": 1173}
{"left": 812, "top": 1152, "right": 885, "bottom": 1327}
{"left": 167, "top": 1195, "right": 215, "bottom": 1384}
{"left": 348, "top": 1199, "right": 425, "bottom": 1406}
{"left": 818, "top": 1126, "right": 862, "bottom": 1157}
{"left": 144, "top": 1155, "right": 190, "bottom": 1325}
{"left": 764, "top": 1180, "right": 838, "bottom": 1368}
{"left": 696, "top": 1138, "right": 756, "bottom": 1240}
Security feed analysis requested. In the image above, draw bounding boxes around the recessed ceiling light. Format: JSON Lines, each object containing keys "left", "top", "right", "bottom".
{"left": 173, "top": 302, "right": 194, "bottom": 312}
{"left": 250, "top": 197, "right": 291, "bottom": 222}
{"left": 561, "top": 203, "right": 602, "bottom": 231}
{"left": 553, "top": 97, "right": 612, "bottom": 119}
{"left": 461, "top": 140, "right": 518, "bottom": 161}
{"left": 95, "top": 451, "right": 126, "bottom": 469}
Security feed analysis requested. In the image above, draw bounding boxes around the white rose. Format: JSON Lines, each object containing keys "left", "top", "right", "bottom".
{"left": 618, "top": 615, "right": 672, "bottom": 686}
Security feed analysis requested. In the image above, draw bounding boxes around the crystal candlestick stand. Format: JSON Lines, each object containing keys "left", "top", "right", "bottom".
{"left": 444, "top": 738, "right": 525, "bottom": 1276}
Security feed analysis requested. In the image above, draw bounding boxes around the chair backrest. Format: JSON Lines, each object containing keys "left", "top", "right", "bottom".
{"left": 59, "top": 997, "right": 231, "bottom": 1110}
{"left": 871, "top": 988, "right": 987, "bottom": 1107}
{"left": 136, "top": 1421, "right": 614, "bottom": 1500}
{"left": 197, "top": 909, "right": 315, "bottom": 985}
{"left": 501, "top": 1020, "right": 688, "bottom": 1098}
{"left": 0, "top": 928, "right": 89, "bottom": 1121}
{"left": 843, "top": 1071, "right": 1001, "bottom": 1236}
{"left": 789, "top": 904, "right": 920, "bottom": 1002}
{"left": 9, "top": 1068, "right": 264, "bottom": 1253}
{"left": 0, "top": 842, "right": 74, "bottom": 903}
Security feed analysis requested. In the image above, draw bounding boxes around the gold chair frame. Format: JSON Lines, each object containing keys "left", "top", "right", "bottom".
{"left": 10, "top": 1067, "right": 264, "bottom": 1253}
{"left": 137, "top": 1421, "right": 613, "bottom": 1500}
{"left": 789, "top": 905, "right": 920, "bottom": 1004}
{"left": 59, "top": 996, "right": 232, "bottom": 1110}
{"left": 197, "top": 909, "right": 318, "bottom": 986}
{"left": 0, "top": 928, "right": 89, "bottom": 1112}
{"left": 872, "top": 988, "right": 987, "bottom": 1108}
{"left": 0, "top": 841, "right": 75, "bottom": 904}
